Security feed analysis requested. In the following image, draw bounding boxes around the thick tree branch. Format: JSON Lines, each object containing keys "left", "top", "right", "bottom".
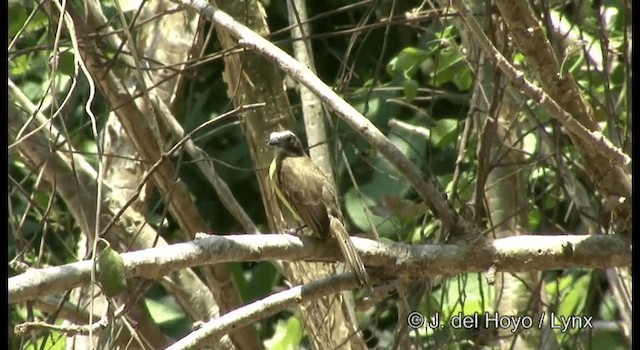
{"left": 10, "top": 234, "right": 630, "bottom": 304}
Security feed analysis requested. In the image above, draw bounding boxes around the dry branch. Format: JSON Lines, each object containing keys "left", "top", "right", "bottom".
{"left": 10, "top": 233, "right": 630, "bottom": 304}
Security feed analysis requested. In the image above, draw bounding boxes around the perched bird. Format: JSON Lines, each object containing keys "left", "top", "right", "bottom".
{"left": 268, "top": 130, "right": 371, "bottom": 287}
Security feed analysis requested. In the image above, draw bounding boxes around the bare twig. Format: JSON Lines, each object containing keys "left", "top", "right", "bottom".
{"left": 15, "top": 300, "right": 132, "bottom": 336}
{"left": 388, "top": 119, "right": 431, "bottom": 139}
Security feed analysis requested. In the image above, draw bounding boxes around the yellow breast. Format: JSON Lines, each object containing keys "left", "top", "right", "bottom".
{"left": 269, "top": 158, "right": 303, "bottom": 222}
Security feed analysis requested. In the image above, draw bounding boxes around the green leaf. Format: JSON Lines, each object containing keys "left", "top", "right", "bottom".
{"left": 9, "top": 55, "right": 30, "bottom": 77}
{"left": 56, "top": 51, "right": 76, "bottom": 76}
{"left": 545, "top": 272, "right": 590, "bottom": 318}
{"left": 97, "top": 243, "right": 127, "bottom": 298}
{"left": 408, "top": 218, "right": 438, "bottom": 243}
{"left": 436, "top": 47, "right": 464, "bottom": 71}
{"left": 349, "top": 87, "right": 400, "bottom": 125}
{"left": 344, "top": 129, "right": 426, "bottom": 237}
{"left": 81, "top": 140, "right": 99, "bottom": 169}
{"left": 345, "top": 187, "right": 395, "bottom": 236}
{"left": 264, "top": 316, "right": 304, "bottom": 350}
{"left": 245, "top": 262, "right": 280, "bottom": 301}
{"left": 432, "top": 47, "right": 466, "bottom": 87}
{"left": 387, "top": 47, "right": 430, "bottom": 78}
{"left": 434, "top": 273, "right": 493, "bottom": 320}
{"left": 22, "top": 80, "right": 47, "bottom": 102}
{"left": 403, "top": 79, "right": 419, "bottom": 102}
{"left": 599, "top": 292, "right": 618, "bottom": 321}
{"left": 528, "top": 206, "right": 541, "bottom": 230}
{"left": 8, "top": 0, "right": 27, "bottom": 38}
{"left": 545, "top": 271, "right": 593, "bottom": 340}
{"left": 23, "top": 332, "right": 66, "bottom": 350}
{"left": 453, "top": 67, "right": 473, "bottom": 91}
{"left": 431, "top": 118, "right": 458, "bottom": 148}
{"left": 145, "top": 297, "right": 185, "bottom": 325}
{"left": 513, "top": 52, "right": 525, "bottom": 65}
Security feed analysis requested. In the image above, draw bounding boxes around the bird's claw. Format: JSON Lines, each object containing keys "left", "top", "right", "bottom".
{"left": 282, "top": 228, "right": 296, "bottom": 235}
{"left": 284, "top": 227, "right": 305, "bottom": 237}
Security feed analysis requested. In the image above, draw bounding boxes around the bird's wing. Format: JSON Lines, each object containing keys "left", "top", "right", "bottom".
{"left": 321, "top": 179, "right": 344, "bottom": 221}
{"left": 278, "top": 156, "right": 331, "bottom": 239}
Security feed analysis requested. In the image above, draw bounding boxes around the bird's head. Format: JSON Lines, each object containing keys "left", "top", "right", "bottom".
{"left": 267, "top": 130, "right": 306, "bottom": 157}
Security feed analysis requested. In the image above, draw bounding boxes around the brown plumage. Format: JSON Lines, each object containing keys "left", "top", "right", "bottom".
{"left": 268, "top": 130, "right": 371, "bottom": 287}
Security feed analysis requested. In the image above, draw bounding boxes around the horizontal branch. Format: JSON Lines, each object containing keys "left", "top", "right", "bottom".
{"left": 9, "top": 233, "right": 630, "bottom": 304}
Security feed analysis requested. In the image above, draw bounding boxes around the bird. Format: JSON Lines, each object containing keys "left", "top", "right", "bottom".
{"left": 267, "top": 130, "right": 371, "bottom": 287}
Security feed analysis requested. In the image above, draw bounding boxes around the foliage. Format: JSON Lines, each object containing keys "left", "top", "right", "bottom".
{"left": 8, "top": 0, "right": 630, "bottom": 349}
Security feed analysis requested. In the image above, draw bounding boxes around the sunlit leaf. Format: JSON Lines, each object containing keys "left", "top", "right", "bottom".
{"left": 23, "top": 330, "right": 66, "bottom": 350}
{"left": 387, "top": 47, "right": 430, "bottom": 77}
{"left": 8, "top": 0, "right": 27, "bottom": 38}
{"left": 403, "top": 79, "right": 419, "bottom": 102}
{"left": 431, "top": 118, "right": 458, "bottom": 147}
{"left": 264, "top": 316, "right": 304, "bottom": 350}
{"left": 434, "top": 273, "right": 493, "bottom": 320}
{"left": 145, "top": 297, "right": 185, "bottom": 325}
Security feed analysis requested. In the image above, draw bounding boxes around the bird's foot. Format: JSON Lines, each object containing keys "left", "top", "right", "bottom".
{"left": 284, "top": 228, "right": 299, "bottom": 236}
{"left": 284, "top": 226, "right": 306, "bottom": 237}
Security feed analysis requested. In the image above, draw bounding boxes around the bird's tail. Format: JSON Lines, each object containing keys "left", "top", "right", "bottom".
{"left": 329, "top": 216, "right": 371, "bottom": 287}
